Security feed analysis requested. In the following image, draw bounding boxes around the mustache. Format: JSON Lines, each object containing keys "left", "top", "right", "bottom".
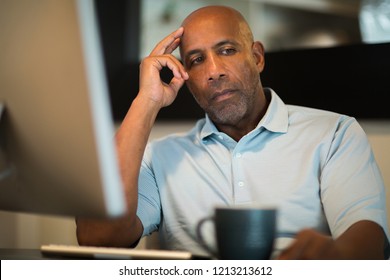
{"left": 210, "top": 88, "right": 237, "bottom": 101}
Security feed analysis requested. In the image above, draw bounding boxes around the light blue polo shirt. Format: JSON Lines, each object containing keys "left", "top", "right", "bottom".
{"left": 137, "top": 89, "right": 389, "bottom": 257}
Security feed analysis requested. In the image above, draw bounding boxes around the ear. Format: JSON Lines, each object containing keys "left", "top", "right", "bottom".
{"left": 252, "top": 41, "right": 265, "bottom": 73}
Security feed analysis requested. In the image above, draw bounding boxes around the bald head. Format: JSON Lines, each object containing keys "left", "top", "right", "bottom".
{"left": 182, "top": 6, "right": 253, "bottom": 38}
{"left": 179, "top": 6, "right": 254, "bottom": 61}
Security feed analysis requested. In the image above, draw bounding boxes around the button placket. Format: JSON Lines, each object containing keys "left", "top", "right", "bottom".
{"left": 232, "top": 148, "right": 251, "bottom": 203}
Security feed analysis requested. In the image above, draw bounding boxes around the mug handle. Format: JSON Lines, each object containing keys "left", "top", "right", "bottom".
{"left": 196, "top": 216, "right": 218, "bottom": 258}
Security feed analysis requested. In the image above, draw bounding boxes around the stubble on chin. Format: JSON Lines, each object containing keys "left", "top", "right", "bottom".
{"left": 206, "top": 98, "right": 248, "bottom": 125}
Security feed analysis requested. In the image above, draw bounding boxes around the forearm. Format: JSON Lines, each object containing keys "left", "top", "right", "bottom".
{"left": 278, "top": 220, "right": 387, "bottom": 260}
{"left": 116, "top": 95, "right": 160, "bottom": 214}
{"left": 76, "top": 215, "right": 143, "bottom": 247}
{"left": 334, "top": 220, "right": 387, "bottom": 259}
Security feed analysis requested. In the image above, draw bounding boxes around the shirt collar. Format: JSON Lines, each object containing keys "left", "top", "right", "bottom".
{"left": 200, "top": 88, "right": 289, "bottom": 140}
{"left": 258, "top": 88, "right": 289, "bottom": 133}
{"left": 200, "top": 115, "right": 218, "bottom": 140}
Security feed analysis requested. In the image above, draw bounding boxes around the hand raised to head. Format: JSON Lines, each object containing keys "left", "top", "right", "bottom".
{"left": 138, "top": 27, "right": 188, "bottom": 109}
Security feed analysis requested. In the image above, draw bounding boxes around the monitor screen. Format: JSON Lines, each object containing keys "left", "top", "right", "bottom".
{"left": 0, "top": 0, "right": 127, "bottom": 218}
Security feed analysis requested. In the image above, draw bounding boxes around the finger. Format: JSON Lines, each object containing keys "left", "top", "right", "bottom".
{"left": 150, "top": 27, "right": 184, "bottom": 56}
{"left": 164, "top": 56, "right": 189, "bottom": 80}
{"left": 277, "top": 239, "right": 305, "bottom": 260}
{"left": 303, "top": 238, "right": 334, "bottom": 259}
{"left": 155, "top": 55, "right": 188, "bottom": 80}
{"left": 140, "top": 55, "right": 188, "bottom": 81}
{"left": 167, "top": 76, "right": 186, "bottom": 96}
{"left": 277, "top": 230, "right": 314, "bottom": 259}
{"left": 165, "top": 37, "right": 181, "bottom": 55}
{"left": 278, "top": 230, "right": 334, "bottom": 260}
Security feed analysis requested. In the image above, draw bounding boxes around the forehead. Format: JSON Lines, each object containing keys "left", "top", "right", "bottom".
{"left": 180, "top": 13, "right": 245, "bottom": 55}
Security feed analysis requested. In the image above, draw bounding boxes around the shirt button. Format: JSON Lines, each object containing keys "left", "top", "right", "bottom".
{"left": 238, "top": 181, "right": 245, "bottom": 187}
{"left": 218, "top": 135, "right": 224, "bottom": 140}
{"left": 236, "top": 153, "right": 242, "bottom": 158}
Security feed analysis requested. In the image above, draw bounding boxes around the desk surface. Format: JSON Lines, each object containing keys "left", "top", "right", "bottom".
{"left": 0, "top": 249, "right": 80, "bottom": 260}
{"left": 0, "top": 248, "right": 205, "bottom": 260}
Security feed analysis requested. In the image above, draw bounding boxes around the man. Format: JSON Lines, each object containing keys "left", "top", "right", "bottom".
{"left": 77, "top": 6, "right": 390, "bottom": 259}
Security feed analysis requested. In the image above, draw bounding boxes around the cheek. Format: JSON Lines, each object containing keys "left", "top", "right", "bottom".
{"left": 186, "top": 69, "right": 204, "bottom": 88}
{"left": 244, "top": 59, "right": 261, "bottom": 81}
{"left": 186, "top": 68, "right": 207, "bottom": 91}
{"left": 185, "top": 79, "right": 197, "bottom": 95}
{"left": 233, "top": 61, "right": 259, "bottom": 87}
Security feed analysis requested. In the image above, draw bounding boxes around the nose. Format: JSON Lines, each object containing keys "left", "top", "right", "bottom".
{"left": 206, "top": 53, "right": 226, "bottom": 82}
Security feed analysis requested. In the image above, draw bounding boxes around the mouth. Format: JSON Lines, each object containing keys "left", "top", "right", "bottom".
{"left": 211, "top": 89, "right": 237, "bottom": 103}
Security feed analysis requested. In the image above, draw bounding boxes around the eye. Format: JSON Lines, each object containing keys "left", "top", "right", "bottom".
{"left": 190, "top": 56, "right": 204, "bottom": 66}
{"left": 220, "top": 48, "right": 236, "bottom": 55}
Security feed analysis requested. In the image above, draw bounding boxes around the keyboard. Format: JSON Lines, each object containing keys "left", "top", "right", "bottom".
{"left": 40, "top": 244, "right": 193, "bottom": 260}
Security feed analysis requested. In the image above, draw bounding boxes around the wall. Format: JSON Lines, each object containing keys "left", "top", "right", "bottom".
{"left": 360, "top": 120, "right": 390, "bottom": 223}
{"left": 1, "top": 120, "right": 389, "bottom": 249}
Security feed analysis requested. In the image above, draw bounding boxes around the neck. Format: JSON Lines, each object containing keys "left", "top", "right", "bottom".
{"left": 216, "top": 89, "right": 270, "bottom": 142}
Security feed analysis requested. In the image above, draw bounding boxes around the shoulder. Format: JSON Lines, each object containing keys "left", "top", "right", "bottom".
{"left": 146, "top": 119, "right": 205, "bottom": 153}
{"left": 285, "top": 105, "right": 368, "bottom": 147}
{"left": 142, "top": 120, "right": 206, "bottom": 167}
{"left": 266, "top": 89, "right": 360, "bottom": 135}
{"left": 287, "top": 105, "right": 359, "bottom": 130}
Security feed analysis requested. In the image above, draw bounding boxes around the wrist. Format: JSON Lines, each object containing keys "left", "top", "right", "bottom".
{"left": 129, "top": 93, "right": 162, "bottom": 127}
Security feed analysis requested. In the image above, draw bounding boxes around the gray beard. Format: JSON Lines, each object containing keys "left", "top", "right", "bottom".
{"left": 205, "top": 96, "right": 249, "bottom": 126}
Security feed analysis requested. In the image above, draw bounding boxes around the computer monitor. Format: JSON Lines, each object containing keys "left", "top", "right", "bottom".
{"left": 0, "top": 0, "right": 127, "bottom": 218}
